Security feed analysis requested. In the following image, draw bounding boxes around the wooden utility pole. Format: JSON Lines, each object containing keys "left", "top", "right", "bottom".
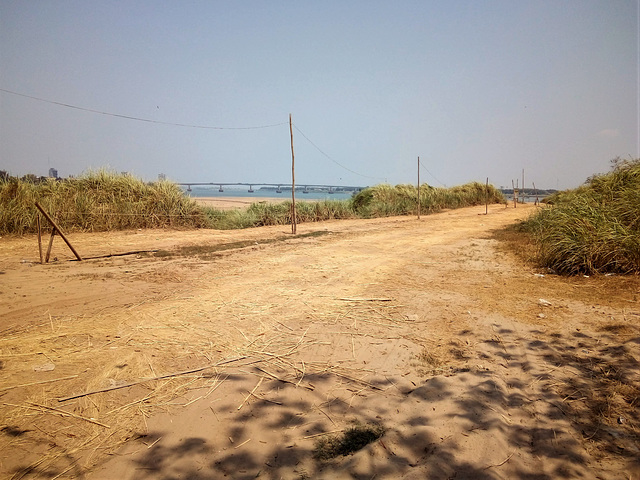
{"left": 289, "top": 114, "right": 297, "bottom": 234}
{"left": 485, "top": 177, "right": 489, "bottom": 215}
{"left": 417, "top": 156, "right": 421, "bottom": 220}
{"left": 522, "top": 169, "right": 525, "bottom": 204}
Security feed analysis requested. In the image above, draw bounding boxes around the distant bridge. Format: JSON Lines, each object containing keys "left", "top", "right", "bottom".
{"left": 177, "top": 182, "right": 366, "bottom": 194}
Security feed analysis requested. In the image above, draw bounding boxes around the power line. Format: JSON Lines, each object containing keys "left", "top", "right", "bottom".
{"left": 0, "top": 88, "right": 287, "bottom": 130}
{"left": 419, "top": 160, "right": 446, "bottom": 187}
{"left": 292, "top": 123, "right": 384, "bottom": 181}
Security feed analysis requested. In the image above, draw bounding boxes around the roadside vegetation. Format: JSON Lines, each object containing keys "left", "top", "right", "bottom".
{"left": 515, "top": 157, "right": 640, "bottom": 275}
{"left": 0, "top": 170, "right": 207, "bottom": 234}
{"left": 0, "top": 171, "right": 506, "bottom": 234}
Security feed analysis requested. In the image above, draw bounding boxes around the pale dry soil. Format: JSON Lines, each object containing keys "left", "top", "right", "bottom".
{"left": 0, "top": 204, "right": 638, "bottom": 480}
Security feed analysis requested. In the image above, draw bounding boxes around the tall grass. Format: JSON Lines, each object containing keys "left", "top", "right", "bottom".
{"left": 520, "top": 158, "right": 640, "bottom": 275}
{"left": 1, "top": 173, "right": 506, "bottom": 235}
{"left": 351, "top": 182, "right": 505, "bottom": 217}
{"left": 0, "top": 170, "right": 207, "bottom": 234}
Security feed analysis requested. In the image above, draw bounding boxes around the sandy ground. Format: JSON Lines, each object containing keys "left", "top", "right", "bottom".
{"left": 0, "top": 203, "right": 639, "bottom": 479}
{"left": 191, "top": 196, "right": 293, "bottom": 210}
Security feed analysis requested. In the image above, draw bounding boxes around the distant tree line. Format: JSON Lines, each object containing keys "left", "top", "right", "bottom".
{"left": 0, "top": 171, "right": 63, "bottom": 183}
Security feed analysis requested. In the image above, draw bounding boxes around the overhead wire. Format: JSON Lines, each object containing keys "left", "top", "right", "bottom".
{"left": 2, "top": 87, "right": 393, "bottom": 183}
{"left": 419, "top": 159, "right": 446, "bottom": 187}
{"left": 0, "top": 88, "right": 287, "bottom": 130}
{"left": 292, "top": 124, "right": 385, "bottom": 181}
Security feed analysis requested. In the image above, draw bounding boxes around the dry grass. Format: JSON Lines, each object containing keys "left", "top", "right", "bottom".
{"left": 0, "top": 271, "right": 413, "bottom": 478}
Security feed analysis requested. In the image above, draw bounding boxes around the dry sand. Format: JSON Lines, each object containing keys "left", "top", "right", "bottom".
{"left": 0, "top": 203, "right": 638, "bottom": 479}
{"left": 191, "top": 196, "right": 293, "bottom": 210}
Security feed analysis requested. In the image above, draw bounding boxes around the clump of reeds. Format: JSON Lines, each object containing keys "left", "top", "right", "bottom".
{"left": 0, "top": 170, "right": 207, "bottom": 234}
{"left": 1, "top": 171, "right": 507, "bottom": 234}
{"left": 351, "top": 182, "right": 505, "bottom": 217}
{"left": 520, "top": 157, "right": 640, "bottom": 275}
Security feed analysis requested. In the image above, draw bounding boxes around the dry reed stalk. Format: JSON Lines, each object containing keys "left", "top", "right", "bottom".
{"left": 255, "top": 366, "right": 314, "bottom": 391}
{"left": 0, "top": 375, "right": 78, "bottom": 392}
{"left": 57, "top": 355, "right": 248, "bottom": 402}
{"left": 6, "top": 402, "right": 110, "bottom": 428}
{"left": 303, "top": 429, "right": 344, "bottom": 439}
{"left": 238, "top": 377, "right": 264, "bottom": 410}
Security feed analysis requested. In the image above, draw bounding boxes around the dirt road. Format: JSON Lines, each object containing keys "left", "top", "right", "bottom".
{"left": 1, "top": 204, "right": 638, "bottom": 479}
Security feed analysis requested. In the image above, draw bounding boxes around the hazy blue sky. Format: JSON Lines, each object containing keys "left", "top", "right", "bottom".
{"left": 1, "top": 1, "right": 637, "bottom": 189}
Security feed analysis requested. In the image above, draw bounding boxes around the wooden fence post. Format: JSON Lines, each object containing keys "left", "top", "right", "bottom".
{"left": 37, "top": 214, "right": 44, "bottom": 264}
{"left": 485, "top": 177, "right": 489, "bottom": 215}
{"left": 35, "top": 202, "right": 83, "bottom": 261}
{"left": 289, "top": 114, "right": 297, "bottom": 235}
{"left": 417, "top": 156, "right": 421, "bottom": 220}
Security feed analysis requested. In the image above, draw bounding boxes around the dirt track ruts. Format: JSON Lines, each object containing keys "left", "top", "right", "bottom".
{"left": 1, "top": 203, "right": 638, "bottom": 479}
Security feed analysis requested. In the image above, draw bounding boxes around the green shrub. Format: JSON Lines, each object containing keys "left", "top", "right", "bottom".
{"left": 0, "top": 170, "right": 207, "bottom": 234}
{"left": 352, "top": 182, "right": 505, "bottom": 218}
{"left": 520, "top": 158, "right": 640, "bottom": 275}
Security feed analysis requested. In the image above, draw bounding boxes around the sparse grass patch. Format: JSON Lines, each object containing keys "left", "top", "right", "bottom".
{"left": 313, "top": 422, "right": 385, "bottom": 460}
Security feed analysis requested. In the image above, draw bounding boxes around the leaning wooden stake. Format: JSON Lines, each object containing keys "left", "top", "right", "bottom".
{"left": 289, "top": 113, "right": 297, "bottom": 234}
{"left": 35, "top": 202, "right": 83, "bottom": 261}
{"left": 485, "top": 177, "right": 489, "bottom": 215}
{"left": 45, "top": 228, "right": 56, "bottom": 263}
{"left": 37, "top": 214, "right": 44, "bottom": 264}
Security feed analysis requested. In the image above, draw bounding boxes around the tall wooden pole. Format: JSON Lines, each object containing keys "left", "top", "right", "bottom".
{"left": 485, "top": 177, "right": 489, "bottom": 215}
{"left": 37, "top": 213, "right": 44, "bottom": 264}
{"left": 522, "top": 168, "right": 525, "bottom": 204}
{"left": 417, "top": 156, "right": 421, "bottom": 220}
{"left": 289, "top": 114, "right": 297, "bottom": 234}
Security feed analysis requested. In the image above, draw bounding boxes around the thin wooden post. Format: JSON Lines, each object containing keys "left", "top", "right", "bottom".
{"left": 35, "top": 202, "right": 83, "bottom": 261}
{"left": 512, "top": 180, "right": 517, "bottom": 208}
{"left": 37, "top": 214, "right": 44, "bottom": 264}
{"left": 522, "top": 169, "right": 525, "bottom": 204}
{"left": 289, "top": 114, "right": 297, "bottom": 235}
{"left": 485, "top": 177, "right": 489, "bottom": 215}
{"left": 45, "top": 228, "right": 56, "bottom": 263}
{"left": 533, "top": 182, "right": 539, "bottom": 206}
{"left": 417, "top": 156, "right": 421, "bottom": 220}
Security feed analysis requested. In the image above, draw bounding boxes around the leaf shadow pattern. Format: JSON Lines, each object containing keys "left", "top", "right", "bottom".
{"left": 91, "top": 320, "right": 639, "bottom": 480}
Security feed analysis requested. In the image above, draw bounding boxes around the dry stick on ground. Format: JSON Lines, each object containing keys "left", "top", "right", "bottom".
{"left": 483, "top": 451, "right": 515, "bottom": 469}
{"left": 339, "top": 297, "right": 393, "bottom": 302}
{"left": 255, "top": 366, "right": 315, "bottom": 391}
{"left": 0, "top": 375, "right": 78, "bottom": 392}
{"left": 238, "top": 377, "right": 263, "bottom": 410}
{"left": 5, "top": 402, "right": 111, "bottom": 428}
{"left": 57, "top": 356, "right": 249, "bottom": 402}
